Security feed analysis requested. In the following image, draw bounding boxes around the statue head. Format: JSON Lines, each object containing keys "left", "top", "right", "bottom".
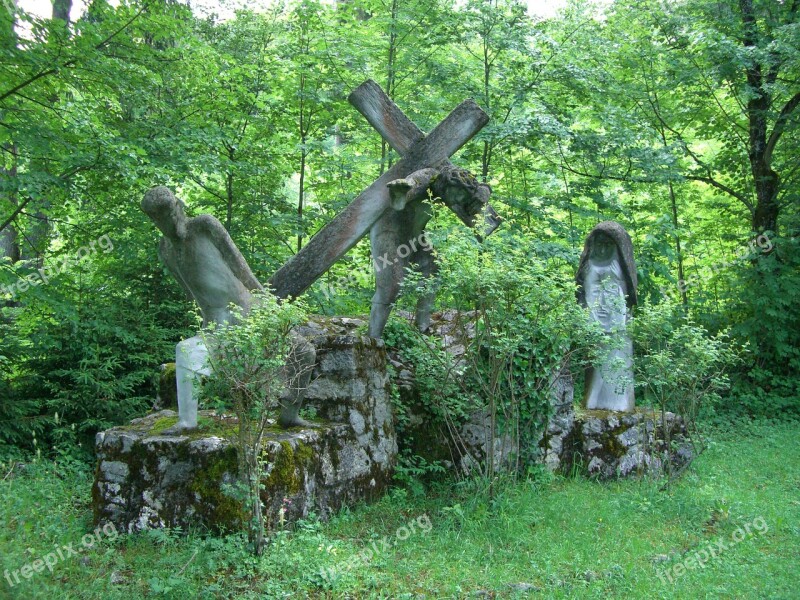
{"left": 141, "top": 187, "right": 188, "bottom": 241}
{"left": 431, "top": 165, "right": 499, "bottom": 234}
{"left": 576, "top": 221, "right": 638, "bottom": 317}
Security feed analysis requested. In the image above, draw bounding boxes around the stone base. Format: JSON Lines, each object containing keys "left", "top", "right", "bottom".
{"left": 93, "top": 319, "right": 397, "bottom": 533}
{"left": 535, "top": 369, "right": 576, "bottom": 472}
{"left": 561, "top": 408, "right": 694, "bottom": 479}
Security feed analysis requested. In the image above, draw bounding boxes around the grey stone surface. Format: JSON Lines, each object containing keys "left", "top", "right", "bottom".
{"left": 576, "top": 221, "right": 638, "bottom": 412}
{"left": 534, "top": 367, "right": 576, "bottom": 472}
{"left": 93, "top": 324, "right": 396, "bottom": 533}
{"left": 561, "top": 408, "right": 693, "bottom": 479}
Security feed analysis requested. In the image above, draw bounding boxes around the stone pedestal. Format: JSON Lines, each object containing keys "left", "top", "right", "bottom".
{"left": 536, "top": 369, "right": 576, "bottom": 472}
{"left": 93, "top": 319, "right": 397, "bottom": 533}
{"left": 561, "top": 408, "right": 693, "bottom": 479}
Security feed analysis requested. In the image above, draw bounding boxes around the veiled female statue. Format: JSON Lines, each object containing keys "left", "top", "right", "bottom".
{"left": 576, "top": 221, "right": 638, "bottom": 412}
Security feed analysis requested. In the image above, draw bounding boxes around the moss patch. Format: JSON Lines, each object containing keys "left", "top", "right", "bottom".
{"left": 188, "top": 446, "right": 245, "bottom": 531}
{"left": 264, "top": 440, "right": 314, "bottom": 496}
{"left": 148, "top": 413, "right": 240, "bottom": 440}
{"left": 151, "top": 416, "right": 179, "bottom": 434}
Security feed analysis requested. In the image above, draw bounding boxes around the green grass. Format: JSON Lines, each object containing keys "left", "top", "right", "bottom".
{"left": 1, "top": 419, "right": 798, "bottom": 599}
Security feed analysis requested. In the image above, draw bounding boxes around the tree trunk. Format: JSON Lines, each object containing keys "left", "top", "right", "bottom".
{"left": 0, "top": 144, "right": 19, "bottom": 265}
{"left": 20, "top": 0, "right": 75, "bottom": 266}
{"left": 667, "top": 181, "right": 688, "bottom": 306}
{"left": 740, "top": 0, "right": 781, "bottom": 234}
{"left": 380, "top": 0, "right": 399, "bottom": 176}
{"left": 51, "top": 0, "right": 72, "bottom": 24}
{"left": 297, "top": 146, "right": 306, "bottom": 253}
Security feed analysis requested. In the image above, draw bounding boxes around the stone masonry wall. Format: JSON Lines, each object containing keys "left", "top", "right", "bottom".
{"left": 93, "top": 318, "right": 397, "bottom": 533}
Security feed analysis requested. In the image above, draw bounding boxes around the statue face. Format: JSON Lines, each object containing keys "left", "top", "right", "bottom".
{"left": 590, "top": 233, "right": 617, "bottom": 263}
{"left": 585, "top": 238, "right": 627, "bottom": 331}
{"left": 442, "top": 183, "right": 491, "bottom": 228}
{"left": 142, "top": 189, "right": 187, "bottom": 240}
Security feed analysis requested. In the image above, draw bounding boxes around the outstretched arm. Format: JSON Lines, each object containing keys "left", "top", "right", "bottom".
{"left": 191, "top": 215, "right": 264, "bottom": 292}
{"left": 386, "top": 168, "right": 439, "bottom": 210}
{"left": 158, "top": 238, "right": 195, "bottom": 300}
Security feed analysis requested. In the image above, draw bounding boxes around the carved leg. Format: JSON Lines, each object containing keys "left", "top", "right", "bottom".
{"left": 277, "top": 332, "right": 317, "bottom": 428}
{"left": 412, "top": 236, "right": 438, "bottom": 333}
{"left": 368, "top": 212, "right": 406, "bottom": 339}
{"left": 369, "top": 257, "right": 403, "bottom": 338}
{"left": 168, "top": 335, "right": 211, "bottom": 433}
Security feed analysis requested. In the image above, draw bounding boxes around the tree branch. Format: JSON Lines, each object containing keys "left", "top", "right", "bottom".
{"left": 764, "top": 91, "right": 800, "bottom": 164}
{"left": 0, "top": 2, "right": 151, "bottom": 103}
{"left": 0, "top": 197, "right": 30, "bottom": 235}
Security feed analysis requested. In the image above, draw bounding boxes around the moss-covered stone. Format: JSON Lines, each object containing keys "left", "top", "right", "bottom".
{"left": 189, "top": 445, "right": 244, "bottom": 529}
{"left": 560, "top": 409, "right": 693, "bottom": 480}
{"left": 93, "top": 322, "right": 397, "bottom": 534}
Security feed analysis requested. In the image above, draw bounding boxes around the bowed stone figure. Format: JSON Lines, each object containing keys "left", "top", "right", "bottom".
{"left": 369, "top": 164, "right": 500, "bottom": 338}
{"left": 576, "top": 221, "right": 638, "bottom": 412}
{"left": 141, "top": 186, "right": 316, "bottom": 431}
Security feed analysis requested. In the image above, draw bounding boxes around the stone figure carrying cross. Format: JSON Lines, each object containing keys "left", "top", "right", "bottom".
{"left": 269, "top": 80, "right": 500, "bottom": 338}
{"left": 142, "top": 81, "right": 498, "bottom": 432}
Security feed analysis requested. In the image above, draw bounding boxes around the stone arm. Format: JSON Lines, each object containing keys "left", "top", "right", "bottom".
{"left": 190, "top": 215, "right": 264, "bottom": 293}
{"left": 158, "top": 239, "right": 195, "bottom": 300}
{"left": 386, "top": 168, "right": 440, "bottom": 211}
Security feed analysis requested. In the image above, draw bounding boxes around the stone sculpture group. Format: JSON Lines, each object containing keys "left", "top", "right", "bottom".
{"left": 94, "top": 79, "right": 694, "bottom": 537}
{"left": 141, "top": 78, "right": 644, "bottom": 436}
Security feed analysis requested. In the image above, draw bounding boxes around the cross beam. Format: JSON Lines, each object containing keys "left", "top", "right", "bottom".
{"left": 269, "top": 80, "right": 488, "bottom": 299}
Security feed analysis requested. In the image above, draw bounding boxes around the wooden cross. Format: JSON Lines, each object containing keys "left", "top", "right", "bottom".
{"left": 269, "top": 80, "right": 490, "bottom": 299}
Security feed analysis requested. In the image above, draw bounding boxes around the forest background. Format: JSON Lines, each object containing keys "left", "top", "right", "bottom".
{"left": 1, "top": 0, "right": 798, "bottom": 458}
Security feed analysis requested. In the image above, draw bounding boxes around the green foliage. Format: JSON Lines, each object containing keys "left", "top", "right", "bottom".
{"left": 726, "top": 235, "right": 800, "bottom": 417}
{"left": 383, "top": 317, "right": 476, "bottom": 428}
{"left": 632, "top": 301, "right": 743, "bottom": 432}
{"left": 0, "top": 243, "right": 189, "bottom": 456}
{"left": 201, "top": 291, "right": 309, "bottom": 555}
{"left": 389, "top": 227, "right": 599, "bottom": 480}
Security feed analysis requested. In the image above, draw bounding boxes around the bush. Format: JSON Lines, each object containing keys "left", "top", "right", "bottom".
{"left": 631, "top": 300, "right": 743, "bottom": 439}
{"left": 0, "top": 252, "right": 190, "bottom": 458}
{"left": 201, "top": 291, "right": 309, "bottom": 555}
{"left": 393, "top": 227, "right": 600, "bottom": 484}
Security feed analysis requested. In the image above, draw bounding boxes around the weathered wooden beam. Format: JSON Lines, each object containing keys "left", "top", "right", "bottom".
{"left": 347, "top": 80, "right": 423, "bottom": 155}
{"left": 269, "top": 89, "right": 488, "bottom": 299}
{"left": 350, "top": 80, "right": 500, "bottom": 235}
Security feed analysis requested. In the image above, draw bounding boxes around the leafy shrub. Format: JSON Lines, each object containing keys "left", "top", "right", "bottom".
{"left": 0, "top": 249, "right": 192, "bottom": 458}
{"left": 631, "top": 300, "right": 743, "bottom": 442}
{"left": 392, "top": 227, "right": 599, "bottom": 482}
{"left": 725, "top": 235, "right": 800, "bottom": 418}
{"left": 201, "top": 291, "right": 309, "bottom": 555}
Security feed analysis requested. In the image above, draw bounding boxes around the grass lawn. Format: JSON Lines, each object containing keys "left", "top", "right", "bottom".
{"left": 1, "top": 419, "right": 797, "bottom": 599}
